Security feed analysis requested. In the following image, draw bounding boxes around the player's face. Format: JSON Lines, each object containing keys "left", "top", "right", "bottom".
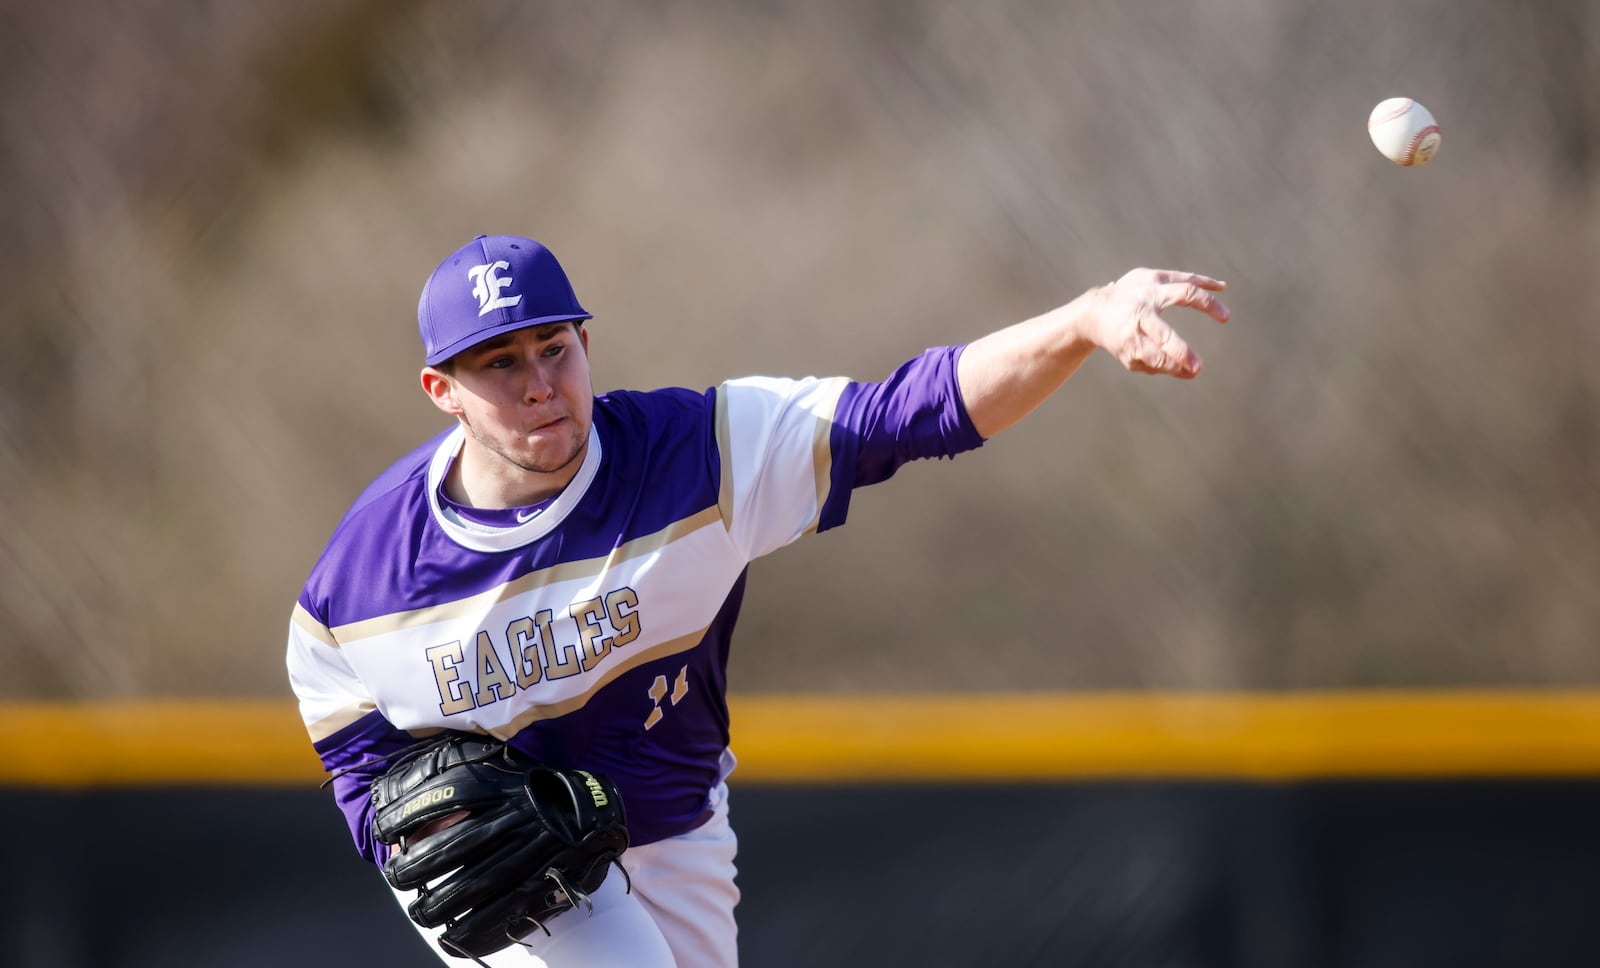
{"left": 426, "top": 322, "right": 595, "bottom": 497}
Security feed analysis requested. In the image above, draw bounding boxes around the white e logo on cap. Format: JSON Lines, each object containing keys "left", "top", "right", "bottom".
{"left": 467, "top": 261, "right": 523, "bottom": 316}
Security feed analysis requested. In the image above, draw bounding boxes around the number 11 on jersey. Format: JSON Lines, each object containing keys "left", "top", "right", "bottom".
{"left": 644, "top": 666, "right": 689, "bottom": 729}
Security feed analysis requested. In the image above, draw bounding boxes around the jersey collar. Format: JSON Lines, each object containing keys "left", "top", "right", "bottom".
{"left": 425, "top": 423, "right": 602, "bottom": 552}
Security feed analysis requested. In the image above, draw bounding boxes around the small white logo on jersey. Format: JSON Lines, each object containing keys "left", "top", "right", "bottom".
{"left": 514, "top": 507, "right": 541, "bottom": 523}
{"left": 467, "top": 261, "right": 523, "bottom": 316}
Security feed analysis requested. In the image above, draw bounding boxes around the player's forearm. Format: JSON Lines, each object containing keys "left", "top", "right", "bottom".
{"left": 957, "top": 270, "right": 1230, "bottom": 438}
{"left": 956, "top": 301, "right": 1096, "bottom": 440}
{"left": 308, "top": 709, "right": 422, "bottom": 863}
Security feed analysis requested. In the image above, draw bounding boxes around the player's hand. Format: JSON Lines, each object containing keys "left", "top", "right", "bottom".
{"left": 1078, "top": 268, "right": 1229, "bottom": 379}
{"left": 407, "top": 809, "right": 470, "bottom": 845}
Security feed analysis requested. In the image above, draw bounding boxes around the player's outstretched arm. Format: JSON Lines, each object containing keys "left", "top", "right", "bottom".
{"left": 956, "top": 268, "right": 1229, "bottom": 439}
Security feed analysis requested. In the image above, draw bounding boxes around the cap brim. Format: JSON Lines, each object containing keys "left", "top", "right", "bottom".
{"left": 423, "top": 313, "right": 593, "bottom": 366}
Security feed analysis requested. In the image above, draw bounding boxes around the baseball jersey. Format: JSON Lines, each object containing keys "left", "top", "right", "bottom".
{"left": 287, "top": 345, "right": 984, "bottom": 861}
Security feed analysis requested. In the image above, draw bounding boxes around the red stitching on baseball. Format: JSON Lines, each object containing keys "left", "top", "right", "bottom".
{"left": 1369, "top": 98, "right": 1414, "bottom": 128}
{"left": 1405, "top": 124, "right": 1440, "bottom": 164}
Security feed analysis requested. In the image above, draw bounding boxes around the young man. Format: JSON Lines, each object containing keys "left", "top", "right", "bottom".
{"left": 286, "top": 234, "right": 1228, "bottom": 966}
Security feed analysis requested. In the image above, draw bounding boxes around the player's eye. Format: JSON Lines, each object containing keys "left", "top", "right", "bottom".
{"left": 542, "top": 343, "right": 566, "bottom": 359}
{"left": 486, "top": 356, "right": 515, "bottom": 369}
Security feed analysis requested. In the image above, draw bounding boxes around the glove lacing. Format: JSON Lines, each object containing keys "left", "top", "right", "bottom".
{"left": 432, "top": 861, "right": 632, "bottom": 967}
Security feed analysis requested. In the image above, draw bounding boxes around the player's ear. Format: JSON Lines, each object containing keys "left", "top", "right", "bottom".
{"left": 576, "top": 323, "right": 589, "bottom": 354}
{"left": 421, "top": 367, "right": 463, "bottom": 416}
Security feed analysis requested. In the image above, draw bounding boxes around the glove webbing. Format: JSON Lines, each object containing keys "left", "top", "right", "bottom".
{"left": 431, "top": 859, "right": 633, "bottom": 965}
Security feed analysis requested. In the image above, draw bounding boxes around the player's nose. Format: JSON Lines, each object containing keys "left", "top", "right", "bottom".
{"left": 521, "top": 368, "right": 554, "bottom": 404}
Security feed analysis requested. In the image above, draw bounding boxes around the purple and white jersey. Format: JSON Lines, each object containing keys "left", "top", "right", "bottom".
{"left": 286, "top": 346, "right": 983, "bottom": 860}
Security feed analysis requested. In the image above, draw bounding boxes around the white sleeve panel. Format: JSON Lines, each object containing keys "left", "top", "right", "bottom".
{"left": 285, "top": 603, "right": 378, "bottom": 744}
{"left": 715, "top": 375, "right": 849, "bottom": 561}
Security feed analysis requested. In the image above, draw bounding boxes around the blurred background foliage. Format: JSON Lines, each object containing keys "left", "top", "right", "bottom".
{"left": 1, "top": 0, "right": 1596, "bottom": 699}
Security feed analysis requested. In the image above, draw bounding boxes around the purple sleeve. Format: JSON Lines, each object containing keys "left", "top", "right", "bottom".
{"left": 819, "top": 344, "right": 985, "bottom": 531}
{"left": 312, "top": 710, "right": 419, "bottom": 865}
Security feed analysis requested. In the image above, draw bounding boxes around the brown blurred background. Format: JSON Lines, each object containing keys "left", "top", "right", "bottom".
{"left": 3, "top": 0, "right": 1598, "bottom": 700}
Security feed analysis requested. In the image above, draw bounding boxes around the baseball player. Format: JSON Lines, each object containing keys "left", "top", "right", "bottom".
{"left": 286, "top": 234, "right": 1228, "bottom": 966}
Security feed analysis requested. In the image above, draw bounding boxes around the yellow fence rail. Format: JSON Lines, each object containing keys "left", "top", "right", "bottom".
{"left": 5, "top": 692, "right": 1600, "bottom": 788}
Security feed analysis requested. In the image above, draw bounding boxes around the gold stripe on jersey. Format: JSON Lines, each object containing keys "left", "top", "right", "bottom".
{"left": 803, "top": 387, "right": 839, "bottom": 535}
{"left": 327, "top": 506, "right": 723, "bottom": 646}
{"left": 715, "top": 389, "right": 735, "bottom": 530}
{"left": 482, "top": 625, "right": 711, "bottom": 739}
{"left": 305, "top": 699, "right": 380, "bottom": 743}
{"left": 291, "top": 603, "right": 339, "bottom": 649}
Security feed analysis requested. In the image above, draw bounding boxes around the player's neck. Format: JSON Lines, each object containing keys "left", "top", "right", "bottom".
{"left": 446, "top": 436, "right": 586, "bottom": 509}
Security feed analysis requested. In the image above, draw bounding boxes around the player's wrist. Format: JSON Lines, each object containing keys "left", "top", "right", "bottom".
{"left": 1052, "top": 292, "right": 1105, "bottom": 359}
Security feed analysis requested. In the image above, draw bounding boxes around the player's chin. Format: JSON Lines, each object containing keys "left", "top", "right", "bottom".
{"left": 517, "top": 433, "right": 586, "bottom": 472}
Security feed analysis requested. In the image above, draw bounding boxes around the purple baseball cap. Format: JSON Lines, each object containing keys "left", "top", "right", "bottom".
{"left": 417, "top": 234, "right": 591, "bottom": 366}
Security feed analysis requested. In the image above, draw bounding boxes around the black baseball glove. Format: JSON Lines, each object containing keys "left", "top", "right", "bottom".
{"left": 369, "top": 733, "right": 630, "bottom": 962}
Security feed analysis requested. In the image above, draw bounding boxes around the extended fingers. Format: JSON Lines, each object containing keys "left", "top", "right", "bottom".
{"left": 1128, "top": 318, "right": 1202, "bottom": 378}
{"left": 1111, "top": 269, "right": 1230, "bottom": 322}
{"left": 1118, "top": 268, "right": 1226, "bottom": 291}
{"left": 1175, "top": 271, "right": 1226, "bottom": 292}
{"left": 1156, "top": 281, "right": 1231, "bottom": 323}
{"left": 1095, "top": 268, "right": 1227, "bottom": 378}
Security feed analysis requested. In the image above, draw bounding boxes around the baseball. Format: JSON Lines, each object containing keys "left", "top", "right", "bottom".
{"left": 1368, "top": 97, "right": 1441, "bottom": 166}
